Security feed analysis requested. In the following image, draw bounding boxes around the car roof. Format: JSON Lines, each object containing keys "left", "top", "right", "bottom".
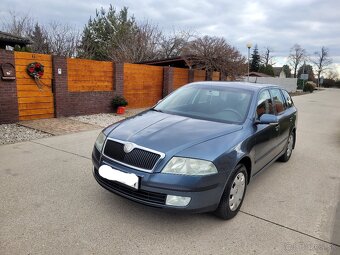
{"left": 188, "top": 81, "right": 281, "bottom": 92}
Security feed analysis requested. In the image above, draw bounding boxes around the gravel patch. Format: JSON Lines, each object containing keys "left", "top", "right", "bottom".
{"left": 68, "top": 113, "right": 125, "bottom": 127}
{"left": 68, "top": 108, "right": 148, "bottom": 127}
{"left": 0, "top": 124, "right": 51, "bottom": 145}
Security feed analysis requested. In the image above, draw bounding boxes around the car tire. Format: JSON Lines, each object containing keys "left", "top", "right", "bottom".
{"left": 214, "top": 164, "right": 248, "bottom": 220}
{"left": 278, "top": 131, "right": 295, "bottom": 162}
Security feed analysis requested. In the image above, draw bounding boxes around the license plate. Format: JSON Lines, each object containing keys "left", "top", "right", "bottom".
{"left": 98, "top": 165, "right": 139, "bottom": 190}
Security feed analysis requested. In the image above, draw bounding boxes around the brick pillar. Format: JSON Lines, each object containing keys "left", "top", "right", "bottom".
{"left": 114, "top": 63, "right": 124, "bottom": 97}
{"left": 188, "top": 69, "right": 194, "bottom": 83}
{"left": 52, "top": 55, "right": 68, "bottom": 117}
{"left": 0, "top": 50, "right": 19, "bottom": 124}
{"left": 163, "top": 67, "right": 174, "bottom": 97}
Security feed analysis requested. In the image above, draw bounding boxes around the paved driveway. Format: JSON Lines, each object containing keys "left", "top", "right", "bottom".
{"left": 1, "top": 89, "right": 339, "bottom": 255}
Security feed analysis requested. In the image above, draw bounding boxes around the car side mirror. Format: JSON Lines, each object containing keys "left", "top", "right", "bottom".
{"left": 255, "top": 114, "right": 278, "bottom": 125}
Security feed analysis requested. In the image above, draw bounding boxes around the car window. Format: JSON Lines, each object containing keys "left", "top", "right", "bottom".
{"left": 281, "top": 90, "right": 293, "bottom": 108}
{"left": 154, "top": 85, "right": 253, "bottom": 124}
{"left": 270, "top": 89, "right": 286, "bottom": 114}
{"left": 167, "top": 87, "right": 196, "bottom": 106}
{"left": 256, "top": 90, "right": 274, "bottom": 118}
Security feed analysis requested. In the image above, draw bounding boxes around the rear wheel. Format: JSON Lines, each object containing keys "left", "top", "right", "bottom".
{"left": 278, "top": 132, "right": 295, "bottom": 162}
{"left": 214, "top": 164, "right": 247, "bottom": 220}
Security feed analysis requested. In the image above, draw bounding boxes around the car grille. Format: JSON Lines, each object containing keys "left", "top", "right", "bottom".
{"left": 94, "top": 169, "right": 166, "bottom": 205}
{"left": 103, "top": 139, "right": 162, "bottom": 171}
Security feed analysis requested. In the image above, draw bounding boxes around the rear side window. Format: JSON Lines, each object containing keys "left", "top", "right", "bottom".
{"left": 256, "top": 90, "right": 274, "bottom": 118}
{"left": 270, "top": 89, "right": 286, "bottom": 114}
{"left": 281, "top": 90, "right": 293, "bottom": 108}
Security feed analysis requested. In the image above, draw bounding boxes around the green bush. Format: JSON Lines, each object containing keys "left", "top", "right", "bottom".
{"left": 112, "top": 95, "right": 128, "bottom": 108}
{"left": 297, "top": 79, "right": 304, "bottom": 90}
{"left": 303, "top": 82, "right": 315, "bottom": 93}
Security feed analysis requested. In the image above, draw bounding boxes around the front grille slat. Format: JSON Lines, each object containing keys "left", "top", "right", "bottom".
{"left": 103, "top": 139, "right": 162, "bottom": 171}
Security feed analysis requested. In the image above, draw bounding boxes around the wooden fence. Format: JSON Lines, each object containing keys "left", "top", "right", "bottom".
{"left": 124, "top": 63, "right": 163, "bottom": 108}
{"left": 173, "top": 68, "right": 189, "bottom": 90}
{"left": 14, "top": 52, "right": 54, "bottom": 120}
{"left": 1, "top": 49, "right": 221, "bottom": 124}
{"left": 194, "top": 70, "right": 206, "bottom": 82}
{"left": 67, "top": 58, "right": 113, "bottom": 92}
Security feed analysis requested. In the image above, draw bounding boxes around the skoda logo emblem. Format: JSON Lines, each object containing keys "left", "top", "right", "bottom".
{"left": 124, "top": 143, "right": 134, "bottom": 153}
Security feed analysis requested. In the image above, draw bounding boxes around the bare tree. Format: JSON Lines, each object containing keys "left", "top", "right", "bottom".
{"left": 326, "top": 69, "right": 339, "bottom": 81}
{"left": 158, "top": 29, "right": 194, "bottom": 58}
{"left": 112, "top": 21, "right": 162, "bottom": 62}
{"left": 261, "top": 47, "right": 275, "bottom": 66}
{"left": 47, "top": 21, "right": 80, "bottom": 57}
{"left": 311, "top": 46, "right": 332, "bottom": 86}
{"left": 0, "top": 10, "right": 34, "bottom": 37}
{"left": 182, "top": 36, "right": 246, "bottom": 80}
{"left": 288, "top": 44, "right": 306, "bottom": 78}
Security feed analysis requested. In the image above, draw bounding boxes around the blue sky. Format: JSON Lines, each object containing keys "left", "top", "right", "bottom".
{"left": 1, "top": 0, "right": 339, "bottom": 75}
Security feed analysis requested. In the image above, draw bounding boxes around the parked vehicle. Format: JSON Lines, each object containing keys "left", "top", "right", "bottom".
{"left": 92, "top": 82, "right": 297, "bottom": 219}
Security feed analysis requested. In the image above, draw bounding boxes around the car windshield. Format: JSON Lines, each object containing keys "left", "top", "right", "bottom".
{"left": 154, "top": 85, "right": 253, "bottom": 124}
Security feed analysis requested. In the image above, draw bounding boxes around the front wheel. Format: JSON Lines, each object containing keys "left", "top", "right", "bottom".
{"left": 214, "top": 164, "right": 248, "bottom": 220}
{"left": 278, "top": 132, "right": 295, "bottom": 162}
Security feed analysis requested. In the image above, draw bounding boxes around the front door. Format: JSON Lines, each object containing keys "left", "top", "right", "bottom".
{"left": 253, "top": 89, "right": 279, "bottom": 173}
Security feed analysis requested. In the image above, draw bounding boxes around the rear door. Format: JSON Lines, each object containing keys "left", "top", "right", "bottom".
{"left": 269, "top": 88, "right": 291, "bottom": 155}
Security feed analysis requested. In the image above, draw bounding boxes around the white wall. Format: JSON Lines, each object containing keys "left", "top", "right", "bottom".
{"left": 243, "top": 77, "right": 298, "bottom": 92}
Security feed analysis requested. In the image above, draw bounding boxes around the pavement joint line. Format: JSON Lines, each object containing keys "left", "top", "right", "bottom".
{"left": 30, "top": 141, "right": 92, "bottom": 161}
{"left": 240, "top": 210, "right": 340, "bottom": 248}
{"left": 17, "top": 123, "right": 55, "bottom": 136}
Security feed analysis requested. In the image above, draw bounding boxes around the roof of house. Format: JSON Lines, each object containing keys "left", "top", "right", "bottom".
{"left": 0, "top": 31, "right": 31, "bottom": 46}
{"left": 138, "top": 56, "right": 190, "bottom": 68}
{"left": 248, "top": 72, "right": 272, "bottom": 77}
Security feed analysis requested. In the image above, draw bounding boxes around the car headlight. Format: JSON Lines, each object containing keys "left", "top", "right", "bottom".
{"left": 95, "top": 132, "right": 107, "bottom": 152}
{"left": 162, "top": 157, "right": 218, "bottom": 176}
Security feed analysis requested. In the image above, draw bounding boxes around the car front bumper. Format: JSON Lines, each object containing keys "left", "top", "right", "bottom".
{"left": 92, "top": 147, "right": 226, "bottom": 213}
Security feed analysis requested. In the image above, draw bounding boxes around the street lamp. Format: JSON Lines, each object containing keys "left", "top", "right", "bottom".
{"left": 246, "top": 43, "right": 252, "bottom": 82}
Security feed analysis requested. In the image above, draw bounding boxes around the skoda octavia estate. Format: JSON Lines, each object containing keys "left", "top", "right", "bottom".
{"left": 92, "top": 82, "right": 297, "bottom": 219}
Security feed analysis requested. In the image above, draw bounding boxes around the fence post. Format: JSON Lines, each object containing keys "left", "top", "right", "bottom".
{"left": 114, "top": 63, "right": 124, "bottom": 97}
{"left": 163, "top": 67, "right": 174, "bottom": 97}
{"left": 52, "top": 55, "right": 68, "bottom": 117}
{"left": 188, "top": 69, "right": 194, "bottom": 83}
{"left": 0, "top": 49, "right": 19, "bottom": 124}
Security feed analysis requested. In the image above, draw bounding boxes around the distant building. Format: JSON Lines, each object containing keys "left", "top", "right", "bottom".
{"left": 0, "top": 31, "right": 31, "bottom": 50}
{"left": 273, "top": 67, "right": 287, "bottom": 78}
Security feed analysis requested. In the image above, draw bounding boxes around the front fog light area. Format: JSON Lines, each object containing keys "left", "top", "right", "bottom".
{"left": 166, "top": 195, "right": 191, "bottom": 207}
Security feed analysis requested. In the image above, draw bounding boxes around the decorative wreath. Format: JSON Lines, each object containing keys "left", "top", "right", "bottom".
{"left": 27, "top": 62, "right": 44, "bottom": 78}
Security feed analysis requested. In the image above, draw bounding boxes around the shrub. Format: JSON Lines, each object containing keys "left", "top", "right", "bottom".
{"left": 112, "top": 95, "right": 128, "bottom": 108}
{"left": 303, "top": 82, "right": 315, "bottom": 93}
{"left": 297, "top": 79, "right": 304, "bottom": 90}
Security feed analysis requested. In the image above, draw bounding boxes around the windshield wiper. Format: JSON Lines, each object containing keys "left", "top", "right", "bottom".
{"left": 151, "top": 108, "right": 163, "bottom": 113}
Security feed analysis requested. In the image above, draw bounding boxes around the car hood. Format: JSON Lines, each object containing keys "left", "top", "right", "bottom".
{"left": 108, "top": 110, "right": 242, "bottom": 154}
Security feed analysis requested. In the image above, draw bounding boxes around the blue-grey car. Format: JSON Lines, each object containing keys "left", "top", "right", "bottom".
{"left": 92, "top": 82, "right": 297, "bottom": 219}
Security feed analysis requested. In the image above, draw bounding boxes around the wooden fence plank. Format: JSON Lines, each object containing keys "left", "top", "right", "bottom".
{"left": 19, "top": 113, "right": 54, "bottom": 121}
{"left": 18, "top": 102, "right": 54, "bottom": 110}
{"left": 18, "top": 97, "right": 53, "bottom": 104}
